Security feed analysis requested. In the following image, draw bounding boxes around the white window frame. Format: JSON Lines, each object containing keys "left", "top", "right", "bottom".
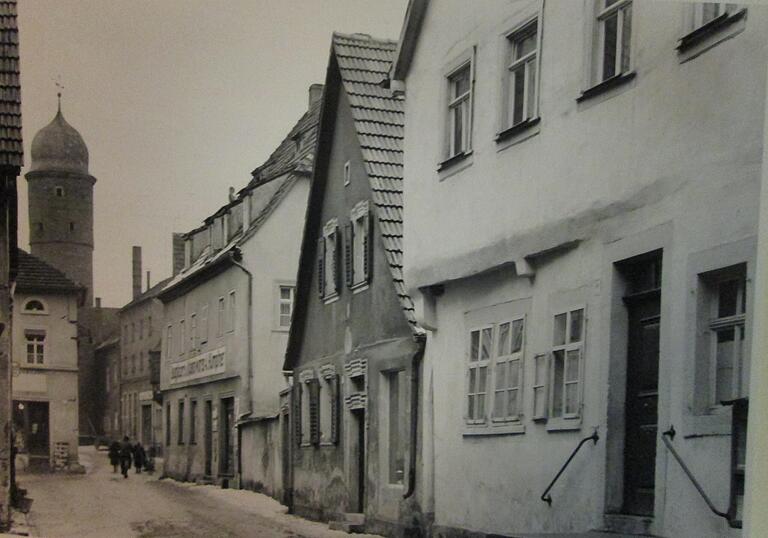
{"left": 491, "top": 316, "right": 526, "bottom": 423}
{"left": 595, "top": 0, "right": 633, "bottom": 84}
{"left": 446, "top": 61, "right": 473, "bottom": 159}
{"left": 531, "top": 353, "right": 549, "bottom": 420}
{"left": 190, "top": 313, "right": 197, "bottom": 351}
{"left": 277, "top": 284, "right": 295, "bottom": 329}
{"left": 466, "top": 325, "right": 493, "bottom": 424}
{"left": 227, "top": 290, "right": 236, "bottom": 333}
{"left": 350, "top": 200, "right": 370, "bottom": 290}
{"left": 691, "top": 2, "right": 734, "bottom": 30}
{"left": 54, "top": 185, "right": 65, "bottom": 197}
{"left": 166, "top": 324, "right": 173, "bottom": 360}
{"left": 179, "top": 320, "right": 185, "bottom": 357}
{"left": 25, "top": 331, "right": 45, "bottom": 365}
{"left": 549, "top": 307, "right": 586, "bottom": 421}
{"left": 217, "top": 296, "right": 225, "bottom": 337}
{"left": 343, "top": 160, "right": 351, "bottom": 186}
{"left": 502, "top": 18, "right": 539, "bottom": 131}
{"left": 200, "top": 304, "right": 208, "bottom": 344}
{"left": 321, "top": 219, "right": 340, "bottom": 302}
{"left": 22, "top": 298, "right": 48, "bottom": 315}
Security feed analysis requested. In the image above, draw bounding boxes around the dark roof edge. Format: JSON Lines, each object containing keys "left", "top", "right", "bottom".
{"left": 120, "top": 276, "right": 174, "bottom": 312}
{"left": 157, "top": 252, "right": 235, "bottom": 304}
{"left": 389, "top": 0, "right": 429, "bottom": 81}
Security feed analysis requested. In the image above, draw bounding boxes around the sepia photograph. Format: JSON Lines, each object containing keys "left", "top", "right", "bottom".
{"left": 1, "top": 0, "right": 767, "bottom": 536}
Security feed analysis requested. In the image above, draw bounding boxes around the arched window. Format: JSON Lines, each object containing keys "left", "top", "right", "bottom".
{"left": 23, "top": 299, "right": 47, "bottom": 314}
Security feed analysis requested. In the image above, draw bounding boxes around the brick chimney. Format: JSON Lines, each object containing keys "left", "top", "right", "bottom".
{"left": 132, "top": 246, "right": 142, "bottom": 299}
{"left": 308, "top": 84, "right": 323, "bottom": 108}
{"left": 172, "top": 233, "right": 185, "bottom": 276}
{"left": 146, "top": 270, "right": 151, "bottom": 291}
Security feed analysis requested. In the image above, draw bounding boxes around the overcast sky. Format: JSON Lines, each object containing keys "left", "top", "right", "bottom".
{"left": 17, "top": 0, "right": 407, "bottom": 307}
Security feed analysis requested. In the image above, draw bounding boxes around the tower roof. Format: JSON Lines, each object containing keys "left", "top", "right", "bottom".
{"left": 29, "top": 107, "right": 89, "bottom": 174}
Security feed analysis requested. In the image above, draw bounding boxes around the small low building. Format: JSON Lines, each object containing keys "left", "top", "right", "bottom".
{"left": 12, "top": 249, "right": 83, "bottom": 472}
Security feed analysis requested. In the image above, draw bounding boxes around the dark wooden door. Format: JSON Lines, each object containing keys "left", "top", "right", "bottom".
{"left": 221, "top": 398, "right": 235, "bottom": 475}
{"left": 355, "top": 409, "right": 366, "bottom": 512}
{"left": 623, "top": 290, "right": 660, "bottom": 516}
{"left": 204, "top": 400, "right": 213, "bottom": 476}
{"left": 141, "top": 405, "right": 152, "bottom": 446}
{"left": 27, "top": 401, "right": 50, "bottom": 457}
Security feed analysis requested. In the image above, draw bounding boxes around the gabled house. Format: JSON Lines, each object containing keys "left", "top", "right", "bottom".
{"left": 391, "top": 1, "right": 767, "bottom": 537}
{"left": 283, "top": 33, "right": 427, "bottom": 537}
{"left": 158, "top": 87, "right": 320, "bottom": 499}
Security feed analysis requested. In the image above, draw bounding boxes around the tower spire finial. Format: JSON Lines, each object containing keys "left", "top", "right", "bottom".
{"left": 53, "top": 75, "right": 64, "bottom": 113}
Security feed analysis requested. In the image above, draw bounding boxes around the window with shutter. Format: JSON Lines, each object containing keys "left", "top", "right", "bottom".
{"left": 321, "top": 219, "right": 340, "bottom": 302}
{"left": 331, "top": 375, "right": 340, "bottom": 444}
{"left": 293, "top": 382, "right": 302, "bottom": 447}
{"left": 363, "top": 212, "right": 373, "bottom": 283}
{"left": 345, "top": 222, "right": 354, "bottom": 287}
{"left": 333, "top": 226, "right": 342, "bottom": 294}
{"left": 350, "top": 201, "right": 372, "bottom": 289}
{"left": 309, "top": 379, "right": 321, "bottom": 445}
{"left": 317, "top": 237, "right": 325, "bottom": 298}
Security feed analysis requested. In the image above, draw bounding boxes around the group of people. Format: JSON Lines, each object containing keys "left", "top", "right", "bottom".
{"left": 108, "top": 436, "right": 150, "bottom": 478}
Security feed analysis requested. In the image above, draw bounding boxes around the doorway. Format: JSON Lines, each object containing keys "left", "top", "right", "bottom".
{"left": 619, "top": 253, "right": 662, "bottom": 516}
{"left": 14, "top": 401, "right": 50, "bottom": 470}
{"left": 220, "top": 397, "right": 235, "bottom": 476}
{"left": 351, "top": 408, "right": 366, "bottom": 513}
{"left": 141, "top": 404, "right": 152, "bottom": 446}
{"left": 204, "top": 400, "right": 213, "bottom": 477}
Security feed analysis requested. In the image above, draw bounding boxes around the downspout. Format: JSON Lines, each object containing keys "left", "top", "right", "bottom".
{"left": 404, "top": 333, "right": 426, "bottom": 499}
{"left": 230, "top": 248, "right": 253, "bottom": 486}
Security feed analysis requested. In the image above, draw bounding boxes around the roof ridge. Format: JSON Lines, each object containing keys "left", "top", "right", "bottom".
{"left": 332, "top": 31, "right": 398, "bottom": 46}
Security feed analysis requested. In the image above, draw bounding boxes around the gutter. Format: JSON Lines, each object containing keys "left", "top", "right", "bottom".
{"left": 229, "top": 247, "right": 254, "bottom": 485}
{"left": 404, "top": 332, "right": 426, "bottom": 499}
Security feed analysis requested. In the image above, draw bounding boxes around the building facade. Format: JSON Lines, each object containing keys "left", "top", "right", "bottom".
{"left": 393, "top": 1, "right": 766, "bottom": 537}
{"left": 284, "top": 33, "right": 427, "bottom": 537}
{"left": 12, "top": 250, "right": 82, "bottom": 472}
{"left": 94, "top": 337, "right": 121, "bottom": 442}
{"left": 0, "top": 0, "right": 21, "bottom": 526}
{"left": 159, "top": 89, "right": 319, "bottom": 495}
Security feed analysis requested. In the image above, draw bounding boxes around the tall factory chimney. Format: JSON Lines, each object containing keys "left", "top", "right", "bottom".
{"left": 132, "top": 246, "right": 142, "bottom": 299}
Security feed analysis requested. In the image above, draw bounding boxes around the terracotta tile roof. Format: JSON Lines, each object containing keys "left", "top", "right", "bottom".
{"left": 332, "top": 33, "right": 421, "bottom": 333}
{"left": 0, "top": 0, "right": 21, "bottom": 168}
{"left": 15, "top": 249, "right": 82, "bottom": 294}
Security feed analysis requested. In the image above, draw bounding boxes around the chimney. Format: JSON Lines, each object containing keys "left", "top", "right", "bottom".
{"left": 132, "top": 246, "right": 142, "bottom": 299}
{"left": 172, "top": 233, "right": 185, "bottom": 276}
{"left": 308, "top": 84, "right": 323, "bottom": 108}
{"left": 95, "top": 297, "right": 101, "bottom": 309}
{"left": 146, "top": 270, "right": 151, "bottom": 292}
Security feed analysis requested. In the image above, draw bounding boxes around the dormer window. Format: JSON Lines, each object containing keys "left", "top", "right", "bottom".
{"left": 54, "top": 186, "right": 65, "bottom": 197}
{"left": 23, "top": 299, "right": 47, "bottom": 314}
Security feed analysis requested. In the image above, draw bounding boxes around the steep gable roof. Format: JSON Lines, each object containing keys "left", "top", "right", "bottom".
{"left": 15, "top": 249, "right": 83, "bottom": 295}
{"left": 284, "top": 33, "right": 422, "bottom": 371}
{"left": 0, "top": 0, "right": 21, "bottom": 168}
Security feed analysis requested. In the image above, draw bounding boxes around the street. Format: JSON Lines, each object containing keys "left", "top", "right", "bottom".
{"left": 16, "top": 447, "right": 378, "bottom": 538}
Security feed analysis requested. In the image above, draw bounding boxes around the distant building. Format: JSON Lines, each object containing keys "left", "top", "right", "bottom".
{"left": 283, "top": 33, "right": 427, "bottom": 537}
{"left": 118, "top": 246, "right": 170, "bottom": 451}
{"left": 94, "top": 336, "right": 120, "bottom": 442}
{"left": 0, "top": 0, "right": 22, "bottom": 528}
{"left": 158, "top": 86, "right": 320, "bottom": 495}
{"left": 392, "top": 1, "right": 766, "bottom": 537}
{"left": 25, "top": 102, "right": 119, "bottom": 441}
{"left": 12, "top": 250, "right": 83, "bottom": 471}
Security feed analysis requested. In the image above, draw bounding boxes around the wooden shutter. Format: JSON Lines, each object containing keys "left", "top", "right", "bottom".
{"left": 344, "top": 222, "right": 354, "bottom": 288}
{"left": 293, "top": 382, "right": 302, "bottom": 446}
{"left": 317, "top": 237, "right": 325, "bottom": 298}
{"left": 309, "top": 379, "right": 320, "bottom": 446}
{"left": 363, "top": 212, "right": 373, "bottom": 283}
{"left": 331, "top": 375, "right": 340, "bottom": 444}
{"left": 333, "top": 226, "right": 342, "bottom": 294}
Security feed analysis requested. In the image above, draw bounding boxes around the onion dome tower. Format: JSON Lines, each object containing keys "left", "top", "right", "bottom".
{"left": 25, "top": 98, "right": 95, "bottom": 305}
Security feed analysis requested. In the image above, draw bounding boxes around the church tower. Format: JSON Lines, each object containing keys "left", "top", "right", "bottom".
{"left": 25, "top": 101, "right": 95, "bottom": 305}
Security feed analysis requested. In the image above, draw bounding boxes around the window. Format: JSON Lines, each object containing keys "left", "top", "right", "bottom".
{"left": 299, "top": 376, "right": 320, "bottom": 446}
{"left": 227, "top": 291, "right": 236, "bottom": 333}
{"left": 466, "top": 326, "right": 492, "bottom": 423}
{"left": 35, "top": 222, "right": 43, "bottom": 234}
{"left": 692, "top": 2, "right": 733, "bottom": 30}
{"left": 190, "top": 399, "right": 198, "bottom": 445}
{"left": 131, "top": 354, "right": 136, "bottom": 374}
{"left": 177, "top": 400, "right": 185, "bottom": 445}
{"left": 386, "top": 369, "right": 407, "bottom": 484}
{"left": 132, "top": 322, "right": 136, "bottom": 342}
{"left": 318, "top": 368, "right": 340, "bottom": 445}
{"left": 532, "top": 353, "right": 549, "bottom": 420}
{"left": 550, "top": 309, "right": 585, "bottom": 419}
{"left": 165, "top": 402, "right": 171, "bottom": 446}
{"left": 69, "top": 222, "right": 75, "bottom": 232}
{"left": 278, "top": 285, "right": 294, "bottom": 328}
{"left": 199, "top": 305, "right": 208, "bottom": 344}
{"left": 148, "top": 316, "right": 152, "bottom": 337}
{"left": 446, "top": 62, "right": 472, "bottom": 158}
{"left": 139, "top": 351, "right": 144, "bottom": 373}
{"left": 217, "top": 297, "right": 225, "bottom": 337}
{"left": 346, "top": 202, "right": 372, "bottom": 289}
{"left": 190, "top": 313, "right": 197, "bottom": 351}
{"left": 54, "top": 186, "right": 65, "bottom": 197}
{"left": 492, "top": 318, "right": 525, "bottom": 421}
{"left": 139, "top": 319, "right": 144, "bottom": 340}
{"left": 503, "top": 19, "right": 538, "bottom": 130}
{"left": 343, "top": 160, "right": 351, "bottom": 186}
{"left": 25, "top": 331, "right": 45, "bottom": 364}
{"left": 179, "top": 320, "right": 185, "bottom": 356}
{"left": 318, "top": 220, "right": 341, "bottom": 301}
{"left": 704, "top": 268, "right": 747, "bottom": 406}
{"left": 23, "top": 299, "right": 46, "bottom": 313}
{"left": 595, "top": 0, "right": 632, "bottom": 84}
{"left": 166, "top": 325, "right": 173, "bottom": 359}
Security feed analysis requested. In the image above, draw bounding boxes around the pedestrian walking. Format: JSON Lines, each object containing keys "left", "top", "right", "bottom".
{"left": 119, "top": 436, "right": 132, "bottom": 478}
{"left": 133, "top": 442, "right": 146, "bottom": 474}
{"left": 108, "top": 439, "right": 120, "bottom": 473}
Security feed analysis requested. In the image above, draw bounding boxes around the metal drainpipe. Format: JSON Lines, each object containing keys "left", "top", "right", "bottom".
{"left": 404, "top": 333, "right": 426, "bottom": 499}
{"left": 230, "top": 248, "right": 253, "bottom": 486}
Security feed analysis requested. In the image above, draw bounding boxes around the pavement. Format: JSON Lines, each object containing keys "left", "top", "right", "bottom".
{"left": 12, "top": 446, "right": 381, "bottom": 538}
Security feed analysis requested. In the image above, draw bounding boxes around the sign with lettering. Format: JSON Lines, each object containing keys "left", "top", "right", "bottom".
{"left": 169, "top": 347, "right": 226, "bottom": 384}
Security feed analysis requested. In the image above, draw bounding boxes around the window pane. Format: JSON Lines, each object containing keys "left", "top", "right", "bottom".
{"left": 602, "top": 12, "right": 618, "bottom": 80}
{"left": 534, "top": 387, "right": 545, "bottom": 417}
{"left": 702, "top": 3, "right": 720, "bottom": 24}
{"left": 494, "top": 391, "right": 505, "bottom": 418}
{"left": 554, "top": 313, "right": 567, "bottom": 345}
{"left": 565, "top": 349, "right": 580, "bottom": 382}
{"left": 526, "top": 59, "right": 537, "bottom": 119}
{"left": 552, "top": 350, "right": 565, "bottom": 417}
{"left": 469, "top": 367, "right": 477, "bottom": 394}
{"left": 515, "top": 27, "right": 537, "bottom": 59}
{"left": 570, "top": 309, "right": 584, "bottom": 343}
{"left": 468, "top": 394, "right": 475, "bottom": 420}
{"left": 498, "top": 323, "right": 510, "bottom": 356}
{"left": 508, "top": 389, "right": 518, "bottom": 417}
{"left": 495, "top": 362, "right": 507, "bottom": 390}
{"left": 565, "top": 383, "right": 579, "bottom": 414}
{"left": 512, "top": 67, "right": 525, "bottom": 125}
{"left": 453, "top": 105, "right": 463, "bottom": 155}
{"left": 715, "top": 327, "right": 735, "bottom": 402}
{"left": 511, "top": 319, "right": 524, "bottom": 353}
{"left": 534, "top": 354, "right": 546, "bottom": 384}
{"left": 477, "top": 391, "right": 485, "bottom": 418}
{"left": 718, "top": 279, "right": 740, "bottom": 318}
{"left": 478, "top": 366, "right": 487, "bottom": 393}
{"left": 620, "top": 5, "right": 632, "bottom": 73}
{"left": 470, "top": 330, "right": 479, "bottom": 362}
{"left": 280, "top": 303, "right": 291, "bottom": 315}
{"left": 280, "top": 287, "right": 291, "bottom": 300}
{"left": 453, "top": 67, "right": 470, "bottom": 97}
{"left": 481, "top": 328, "right": 492, "bottom": 360}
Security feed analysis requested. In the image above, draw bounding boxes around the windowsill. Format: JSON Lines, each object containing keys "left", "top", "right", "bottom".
{"left": 545, "top": 416, "right": 582, "bottom": 432}
{"left": 300, "top": 442, "right": 313, "bottom": 449}
{"left": 319, "top": 441, "right": 335, "bottom": 447}
{"left": 677, "top": 9, "right": 747, "bottom": 59}
{"left": 323, "top": 292, "right": 340, "bottom": 305}
{"left": 577, "top": 71, "right": 636, "bottom": 104}
{"left": 272, "top": 326, "right": 290, "bottom": 333}
{"left": 463, "top": 421, "right": 526, "bottom": 437}
{"left": 23, "top": 311, "right": 48, "bottom": 316}
{"left": 495, "top": 117, "right": 541, "bottom": 146}
{"left": 437, "top": 150, "right": 472, "bottom": 172}
{"left": 351, "top": 282, "right": 369, "bottom": 294}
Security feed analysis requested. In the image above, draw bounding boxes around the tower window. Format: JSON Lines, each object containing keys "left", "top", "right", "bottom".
{"left": 69, "top": 222, "right": 75, "bottom": 232}
{"left": 55, "top": 186, "right": 65, "bottom": 197}
{"left": 35, "top": 222, "right": 43, "bottom": 233}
